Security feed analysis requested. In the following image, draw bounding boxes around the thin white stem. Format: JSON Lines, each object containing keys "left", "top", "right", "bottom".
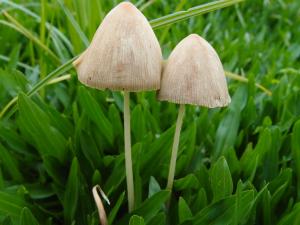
{"left": 166, "top": 104, "right": 185, "bottom": 190}
{"left": 123, "top": 91, "right": 134, "bottom": 212}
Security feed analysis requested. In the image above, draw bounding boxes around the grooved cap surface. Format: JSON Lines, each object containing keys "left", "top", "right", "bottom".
{"left": 74, "top": 2, "right": 162, "bottom": 91}
{"left": 158, "top": 34, "right": 231, "bottom": 107}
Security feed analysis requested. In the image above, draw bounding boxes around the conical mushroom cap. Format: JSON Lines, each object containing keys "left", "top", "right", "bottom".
{"left": 158, "top": 34, "right": 231, "bottom": 107}
{"left": 74, "top": 2, "right": 162, "bottom": 91}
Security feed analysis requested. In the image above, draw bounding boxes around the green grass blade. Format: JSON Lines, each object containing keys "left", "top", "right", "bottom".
{"left": 64, "top": 158, "right": 80, "bottom": 224}
{"left": 0, "top": 191, "right": 27, "bottom": 218}
{"left": 20, "top": 208, "right": 39, "bottom": 225}
{"left": 56, "top": 0, "right": 89, "bottom": 47}
{"left": 139, "top": 0, "right": 155, "bottom": 12}
{"left": 0, "top": 57, "right": 75, "bottom": 119}
{"left": 159, "top": 0, "right": 187, "bottom": 43}
{"left": 292, "top": 120, "right": 300, "bottom": 200}
{"left": 150, "top": 0, "right": 245, "bottom": 29}
{"left": 2, "top": 12, "right": 60, "bottom": 64}
{"left": 2, "top": 0, "right": 74, "bottom": 53}
{"left": 0, "top": 144, "right": 23, "bottom": 182}
{"left": 0, "top": 54, "right": 35, "bottom": 71}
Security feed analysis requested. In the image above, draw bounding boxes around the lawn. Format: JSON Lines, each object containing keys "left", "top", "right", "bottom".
{"left": 0, "top": 0, "right": 300, "bottom": 224}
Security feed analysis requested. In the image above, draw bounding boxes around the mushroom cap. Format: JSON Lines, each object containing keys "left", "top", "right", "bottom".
{"left": 158, "top": 34, "right": 231, "bottom": 107}
{"left": 74, "top": 2, "right": 162, "bottom": 91}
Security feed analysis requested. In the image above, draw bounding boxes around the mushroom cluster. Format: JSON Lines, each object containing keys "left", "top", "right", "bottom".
{"left": 73, "top": 1, "right": 230, "bottom": 218}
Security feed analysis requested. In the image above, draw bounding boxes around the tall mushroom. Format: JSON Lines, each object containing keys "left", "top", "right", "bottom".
{"left": 73, "top": 2, "right": 162, "bottom": 212}
{"left": 158, "top": 34, "right": 231, "bottom": 190}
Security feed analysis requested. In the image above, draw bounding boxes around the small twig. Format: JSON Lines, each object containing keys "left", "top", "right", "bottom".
{"left": 225, "top": 71, "right": 272, "bottom": 96}
{"left": 92, "top": 185, "right": 109, "bottom": 225}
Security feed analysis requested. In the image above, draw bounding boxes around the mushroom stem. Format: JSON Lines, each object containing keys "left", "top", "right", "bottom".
{"left": 166, "top": 104, "right": 185, "bottom": 190}
{"left": 123, "top": 91, "right": 135, "bottom": 212}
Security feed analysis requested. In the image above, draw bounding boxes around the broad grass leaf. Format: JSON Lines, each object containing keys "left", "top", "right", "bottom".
{"left": 192, "top": 188, "right": 207, "bottom": 212}
{"left": 80, "top": 131, "right": 102, "bottom": 170}
{"left": 20, "top": 207, "right": 39, "bottom": 225}
{"left": 233, "top": 181, "right": 242, "bottom": 225}
{"left": 174, "top": 174, "right": 200, "bottom": 191}
{"left": 148, "top": 176, "right": 161, "bottom": 198}
{"left": 64, "top": 158, "right": 80, "bottom": 224}
{"left": 129, "top": 215, "right": 145, "bottom": 225}
{"left": 192, "top": 190, "right": 255, "bottom": 225}
{"left": 45, "top": 105, "right": 74, "bottom": 139}
{"left": 179, "top": 121, "right": 197, "bottom": 169}
{"left": 0, "top": 69, "right": 28, "bottom": 98}
{"left": 0, "top": 168, "right": 4, "bottom": 189}
{"left": 0, "top": 216, "right": 13, "bottom": 225}
{"left": 132, "top": 190, "right": 169, "bottom": 223}
{"left": 103, "top": 154, "right": 125, "bottom": 196}
{"left": 292, "top": 120, "right": 300, "bottom": 200}
{"left": 242, "top": 96, "right": 257, "bottom": 128}
{"left": 92, "top": 170, "right": 102, "bottom": 185}
{"left": 278, "top": 203, "right": 300, "bottom": 225}
{"left": 108, "top": 192, "right": 125, "bottom": 225}
{"left": 24, "top": 183, "right": 55, "bottom": 200}
{"left": 224, "top": 148, "right": 240, "bottom": 176}
{"left": 18, "top": 93, "right": 67, "bottom": 162}
{"left": 131, "top": 105, "right": 146, "bottom": 142}
{"left": 269, "top": 168, "right": 292, "bottom": 210}
{"left": 148, "top": 212, "right": 166, "bottom": 225}
{"left": 7, "top": 45, "right": 21, "bottom": 70}
{"left": 240, "top": 143, "right": 258, "bottom": 181}
{"left": 210, "top": 156, "right": 233, "bottom": 202}
{"left": 0, "top": 190, "right": 27, "bottom": 218}
{"left": 108, "top": 104, "right": 123, "bottom": 144}
{"left": 119, "top": 190, "right": 170, "bottom": 224}
{"left": 104, "top": 143, "right": 142, "bottom": 196}
{"left": 144, "top": 107, "right": 160, "bottom": 134}
{"left": 194, "top": 165, "right": 211, "bottom": 199}
{"left": 0, "top": 143, "right": 22, "bottom": 181}
{"left": 240, "top": 128, "right": 272, "bottom": 181}
{"left": 56, "top": 0, "right": 89, "bottom": 48}
{"left": 254, "top": 128, "right": 272, "bottom": 169}
{"left": 263, "top": 126, "right": 281, "bottom": 181}
{"left": 133, "top": 143, "right": 143, "bottom": 208}
{"left": 0, "top": 123, "right": 32, "bottom": 157}
{"left": 261, "top": 188, "right": 271, "bottom": 225}
{"left": 78, "top": 87, "right": 114, "bottom": 145}
{"left": 213, "top": 86, "right": 248, "bottom": 159}
{"left": 42, "top": 155, "right": 65, "bottom": 185}
{"left": 178, "top": 197, "right": 193, "bottom": 224}
{"left": 141, "top": 126, "right": 174, "bottom": 178}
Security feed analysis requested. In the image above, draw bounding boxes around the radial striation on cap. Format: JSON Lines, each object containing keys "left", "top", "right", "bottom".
{"left": 158, "top": 34, "right": 231, "bottom": 108}
{"left": 73, "top": 2, "right": 162, "bottom": 91}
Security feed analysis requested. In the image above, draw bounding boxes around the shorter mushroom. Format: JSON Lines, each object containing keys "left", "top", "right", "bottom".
{"left": 158, "top": 34, "right": 231, "bottom": 190}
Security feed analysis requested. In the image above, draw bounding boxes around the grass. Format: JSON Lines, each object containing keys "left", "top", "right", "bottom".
{"left": 0, "top": 0, "right": 300, "bottom": 224}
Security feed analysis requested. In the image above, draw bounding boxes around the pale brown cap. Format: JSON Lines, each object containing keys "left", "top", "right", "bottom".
{"left": 158, "top": 34, "right": 231, "bottom": 107}
{"left": 73, "top": 2, "right": 162, "bottom": 91}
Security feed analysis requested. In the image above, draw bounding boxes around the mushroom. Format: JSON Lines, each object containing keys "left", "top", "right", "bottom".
{"left": 158, "top": 34, "right": 231, "bottom": 190}
{"left": 73, "top": 2, "right": 162, "bottom": 212}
